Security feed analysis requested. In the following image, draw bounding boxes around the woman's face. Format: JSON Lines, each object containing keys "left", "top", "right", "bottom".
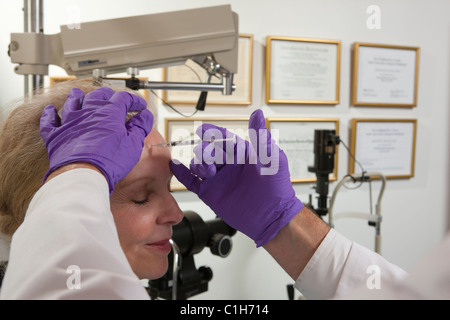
{"left": 110, "top": 128, "right": 183, "bottom": 279}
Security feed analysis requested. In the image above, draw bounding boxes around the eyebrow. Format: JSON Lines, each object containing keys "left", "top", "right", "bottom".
{"left": 118, "top": 176, "right": 156, "bottom": 190}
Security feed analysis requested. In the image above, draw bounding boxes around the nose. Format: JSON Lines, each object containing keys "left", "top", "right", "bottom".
{"left": 157, "top": 192, "right": 183, "bottom": 226}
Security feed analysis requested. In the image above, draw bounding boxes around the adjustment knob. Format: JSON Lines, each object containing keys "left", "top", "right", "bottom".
{"left": 198, "top": 266, "right": 213, "bottom": 281}
{"left": 209, "top": 234, "right": 232, "bottom": 258}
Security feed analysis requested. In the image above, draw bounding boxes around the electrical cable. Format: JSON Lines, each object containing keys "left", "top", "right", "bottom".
{"left": 150, "top": 89, "right": 199, "bottom": 118}
{"left": 150, "top": 62, "right": 207, "bottom": 118}
{"left": 337, "top": 137, "right": 367, "bottom": 190}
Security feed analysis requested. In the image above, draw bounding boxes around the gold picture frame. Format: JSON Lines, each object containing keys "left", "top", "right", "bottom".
{"left": 265, "top": 36, "right": 341, "bottom": 105}
{"left": 165, "top": 117, "right": 250, "bottom": 191}
{"left": 49, "top": 76, "right": 77, "bottom": 86}
{"left": 162, "top": 34, "right": 254, "bottom": 106}
{"left": 349, "top": 119, "right": 417, "bottom": 178}
{"left": 266, "top": 118, "right": 340, "bottom": 183}
{"left": 351, "top": 43, "right": 420, "bottom": 107}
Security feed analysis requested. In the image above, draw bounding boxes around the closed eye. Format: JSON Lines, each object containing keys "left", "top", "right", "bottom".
{"left": 133, "top": 199, "right": 149, "bottom": 206}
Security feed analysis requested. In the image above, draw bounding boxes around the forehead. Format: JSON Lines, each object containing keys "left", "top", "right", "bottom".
{"left": 144, "top": 128, "right": 168, "bottom": 153}
{"left": 123, "top": 128, "right": 171, "bottom": 184}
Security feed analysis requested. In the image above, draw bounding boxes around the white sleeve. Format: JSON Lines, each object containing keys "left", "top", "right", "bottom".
{"left": 0, "top": 169, "right": 149, "bottom": 300}
{"left": 294, "top": 228, "right": 408, "bottom": 300}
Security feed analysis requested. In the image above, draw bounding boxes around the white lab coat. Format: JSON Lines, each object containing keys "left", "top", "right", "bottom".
{"left": 295, "top": 229, "right": 408, "bottom": 299}
{"left": 0, "top": 169, "right": 149, "bottom": 299}
{"left": 296, "top": 223, "right": 450, "bottom": 300}
{"left": 1, "top": 168, "right": 448, "bottom": 299}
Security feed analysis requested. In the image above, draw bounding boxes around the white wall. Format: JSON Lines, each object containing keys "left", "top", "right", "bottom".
{"left": 1, "top": 0, "right": 450, "bottom": 299}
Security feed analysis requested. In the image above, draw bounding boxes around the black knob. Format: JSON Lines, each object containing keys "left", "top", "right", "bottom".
{"left": 209, "top": 234, "right": 232, "bottom": 258}
{"left": 198, "top": 266, "right": 213, "bottom": 281}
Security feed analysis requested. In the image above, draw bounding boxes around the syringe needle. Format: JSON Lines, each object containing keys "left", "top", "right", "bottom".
{"left": 152, "top": 137, "right": 235, "bottom": 148}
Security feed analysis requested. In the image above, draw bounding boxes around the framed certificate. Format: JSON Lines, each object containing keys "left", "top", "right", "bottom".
{"left": 266, "top": 118, "right": 340, "bottom": 182}
{"left": 163, "top": 34, "right": 253, "bottom": 106}
{"left": 351, "top": 43, "right": 420, "bottom": 107}
{"left": 350, "top": 119, "right": 417, "bottom": 178}
{"left": 266, "top": 36, "right": 341, "bottom": 105}
{"left": 165, "top": 117, "right": 249, "bottom": 191}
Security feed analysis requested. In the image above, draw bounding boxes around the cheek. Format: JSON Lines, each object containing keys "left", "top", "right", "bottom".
{"left": 112, "top": 206, "right": 158, "bottom": 245}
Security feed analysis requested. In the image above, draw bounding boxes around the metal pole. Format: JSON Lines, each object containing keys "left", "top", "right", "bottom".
{"left": 140, "top": 80, "right": 236, "bottom": 93}
{"left": 23, "top": 0, "right": 29, "bottom": 97}
{"left": 23, "top": 0, "right": 44, "bottom": 97}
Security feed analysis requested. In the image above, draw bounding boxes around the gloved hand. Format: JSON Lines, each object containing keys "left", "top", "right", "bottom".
{"left": 40, "top": 87, "right": 154, "bottom": 194}
{"left": 170, "top": 109, "right": 304, "bottom": 247}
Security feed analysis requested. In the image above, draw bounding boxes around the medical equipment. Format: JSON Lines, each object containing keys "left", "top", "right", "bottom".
{"left": 328, "top": 173, "right": 386, "bottom": 254}
{"left": 307, "top": 129, "right": 386, "bottom": 254}
{"left": 9, "top": 3, "right": 239, "bottom": 97}
{"left": 147, "top": 211, "right": 236, "bottom": 300}
{"left": 153, "top": 137, "right": 236, "bottom": 148}
{"left": 308, "top": 130, "right": 340, "bottom": 217}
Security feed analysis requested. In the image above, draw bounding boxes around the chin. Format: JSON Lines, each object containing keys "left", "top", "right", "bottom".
{"left": 135, "top": 258, "right": 169, "bottom": 280}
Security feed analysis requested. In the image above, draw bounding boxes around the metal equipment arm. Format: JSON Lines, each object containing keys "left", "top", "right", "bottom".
{"left": 9, "top": 4, "right": 239, "bottom": 96}
{"left": 328, "top": 172, "right": 387, "bottom": 254}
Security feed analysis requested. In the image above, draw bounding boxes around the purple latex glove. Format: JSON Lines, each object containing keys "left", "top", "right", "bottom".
{"left": 170, "top": 110, "right": 304, "bottom": 247}
{"left": 40, "top": 87, "right": 153, "bottom": 194}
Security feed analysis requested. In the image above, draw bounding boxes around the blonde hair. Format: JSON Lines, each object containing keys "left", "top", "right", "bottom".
{"left": 0, "top": 78, "right": 152, "bottom": 236}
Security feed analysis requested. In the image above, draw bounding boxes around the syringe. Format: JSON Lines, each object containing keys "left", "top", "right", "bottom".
{"left": 152, "top": 137, "right": 235, "bottom": 148}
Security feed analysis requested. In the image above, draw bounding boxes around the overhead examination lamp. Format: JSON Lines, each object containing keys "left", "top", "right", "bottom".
{"left": 9, "top": 4, "right": 239, "bottom": 100}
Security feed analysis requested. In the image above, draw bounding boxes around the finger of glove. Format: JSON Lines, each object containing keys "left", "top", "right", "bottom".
{"left": 196, "top": 123, "right": 229, "bottom": 142}
{"left": 248, "top": 109, "right": 267, "bottom": 132}
{"left": 39, "top": 105, "right": 59, "bottom": 141}
{"left": 60, "top": 88, "right": 85, "bottom": 124}
{"left": 109, "top": 91, "right": 148, "bottom": 113}
{"left": 125, "top": 109, "right": 154, "bottom": 138}
{"left": 193, "top": 141, "right": 224, "bottom": 164}
{"left": 65, "top": 87, "right": 85, "bottom": 106}
{"left": 196, "top": 123, "right": 243, "bottom": 160}
{"left": 190, "top": 160, "right": 217, "bottom": 179}
{"left": 248, "top": 109, "right": 273, "bottom": 157}
{"left": 169, "top": 160, "right": 202, "bottom": 194}
{"left": 190, "top": 142, "right": 219, "bottom": 178}
{"left": 81, "top": 87, "right": 116, "bottom": 111}
{"left": 84, "top": 87, "right": 115, "bottom": 102}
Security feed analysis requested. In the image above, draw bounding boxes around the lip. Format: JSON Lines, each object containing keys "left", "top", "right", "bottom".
{"left": 145, "top": 239, "right": 172, "bottom": 253}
